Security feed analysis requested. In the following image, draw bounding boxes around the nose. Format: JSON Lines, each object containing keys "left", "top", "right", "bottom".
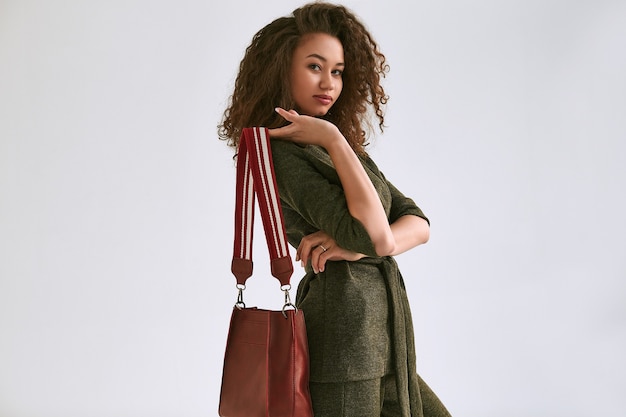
{"left": 319, "top": 71, "right": 334, "bottom": 91}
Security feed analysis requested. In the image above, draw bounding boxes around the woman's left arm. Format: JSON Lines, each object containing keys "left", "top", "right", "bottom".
{"left": 300, "top": 215, "right": 428, "bottom": 273}
{"left": 389, "top": 215, "right": 430, "bottom": 256}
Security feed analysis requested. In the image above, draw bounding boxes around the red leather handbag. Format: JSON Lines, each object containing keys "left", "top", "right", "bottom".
{"left": 218, "top": 127, "right": 314, "bottom": 417}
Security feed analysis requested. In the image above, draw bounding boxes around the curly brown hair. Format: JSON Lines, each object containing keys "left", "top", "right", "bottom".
{"left": 218, "top": 2, "right": 389, "bottom": 155}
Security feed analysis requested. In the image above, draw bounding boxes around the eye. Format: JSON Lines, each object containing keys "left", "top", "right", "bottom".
{"left": 308, "top": 63, "right": 321, "bottom": 71}
{"left": 332, "top": 69, "right": 343, "bottom": 76}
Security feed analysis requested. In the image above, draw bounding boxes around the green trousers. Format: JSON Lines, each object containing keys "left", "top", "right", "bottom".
{"left": 309, "top": 374, "right": 452, "bottom": 417}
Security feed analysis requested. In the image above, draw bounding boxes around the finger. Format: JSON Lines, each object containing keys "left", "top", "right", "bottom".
{"left": 314, "top": 244, "right": 331, "bottom": 273}
{"left": 275, "top": 107, "right": 299, "bottom": 121}
{"left": 317, "top": 248, "right": 328, "bottom": 273}
{"left": 268, "top": 125, "right": 289, "bottom": 138}
{"left": 311, "top": 245, "right": 324, "bottom": 274}
{"left": 274, "top": 107, "right": 290, "bottom": 119}
{"left": 296, "top": 241, "right": 307, "bottom": 264}
{"left": 297, "top": 240, "right": 314, "bottom": 268}
{"left": 296, "top": 244, "right": 303, "bottom": 266}
{"left": 301, "top": 232, "right": 324, "bottom": 262}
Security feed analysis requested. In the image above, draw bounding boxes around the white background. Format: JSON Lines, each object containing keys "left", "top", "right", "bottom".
{"left": 1, "top": 0, "right": 625, "bottom": 416}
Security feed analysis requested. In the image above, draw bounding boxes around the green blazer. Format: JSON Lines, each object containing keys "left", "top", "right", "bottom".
{"left": 270, "top": 139, "right": 451, "bottom": 417}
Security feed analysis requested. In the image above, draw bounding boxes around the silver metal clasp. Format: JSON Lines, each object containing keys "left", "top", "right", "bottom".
{"left": 235, "top": 284, "right": 246, "bottom": 309}
{"left": 281, "top": 284, "right": 297, "bottom": 318}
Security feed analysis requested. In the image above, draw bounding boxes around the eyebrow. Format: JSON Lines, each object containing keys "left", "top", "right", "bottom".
{"left": 306, "top": 53, "right": 345, "bottom": 66}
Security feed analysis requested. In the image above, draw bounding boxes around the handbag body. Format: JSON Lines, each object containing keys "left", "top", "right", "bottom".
{"left": 218, "top": 127, "right": 313, "bottom": 417}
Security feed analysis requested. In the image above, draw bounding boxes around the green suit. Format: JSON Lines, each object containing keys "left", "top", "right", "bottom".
{"left": 271, "top": 140, "right": 451, "bottom": 417}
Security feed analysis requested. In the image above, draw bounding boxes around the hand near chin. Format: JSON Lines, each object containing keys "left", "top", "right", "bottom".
{"left": 268, "top": 107, "right": 342, "bottom": 148}
{"left": 296, "top": 230, "right": 366, "bottom": 274}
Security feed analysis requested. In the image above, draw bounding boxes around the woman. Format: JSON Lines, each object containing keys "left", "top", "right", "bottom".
{"left": 219, "top": 3, "right": 452, "bottom": 416}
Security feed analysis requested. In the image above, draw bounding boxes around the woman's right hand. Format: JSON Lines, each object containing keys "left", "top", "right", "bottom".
{"left": 297, "top": 230, "right": 366, "bottom": 274}
{"left": 268, "top": 107, "right": 343, "bottom": 149}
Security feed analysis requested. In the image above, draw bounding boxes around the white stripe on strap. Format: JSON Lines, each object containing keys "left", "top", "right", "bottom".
{"left": 259, "top": 128, "right": 289, "bottom": 258}
{"left": 253, "top": 128, "right": 289, "bottom": 258}
{"left": 242, "top": 151, "right": 254, "bottom": 260}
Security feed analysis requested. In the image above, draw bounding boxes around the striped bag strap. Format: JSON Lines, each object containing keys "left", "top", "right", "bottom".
{"left": 231, "top": 127, "right": 294, "bottom": 288}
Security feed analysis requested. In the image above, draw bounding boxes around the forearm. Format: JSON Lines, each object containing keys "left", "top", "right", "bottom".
{"left": 325, "top": 137, "right": 395, "bottom": 256}
{"left": 268, "top": 110, "right": 395, "bottom": 256}
{"left": 388, "top": 215, "right": 430, "bottom": 256}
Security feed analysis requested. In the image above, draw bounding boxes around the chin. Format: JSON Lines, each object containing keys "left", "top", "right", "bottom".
{"left": 300, "top": 106, "right": 330, "bottom": 117}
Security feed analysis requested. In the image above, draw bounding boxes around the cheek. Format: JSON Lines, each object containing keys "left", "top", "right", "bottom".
{"left": 292, "top": 72, "right": 310, "bottom": 94}
{"left": 336, "top": 81, "right": 344, "bottom": 97}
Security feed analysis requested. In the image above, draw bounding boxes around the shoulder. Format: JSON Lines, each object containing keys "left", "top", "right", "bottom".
{"left": 270, "top": 140, "right": 332, "bottom": 167}
{"left": 269, "top": 140, "right": 311, "bottom": 174}
{"left": 270, "top": 139, "right": 307, "bottom": 160}
{"left": 359, "top": 152, "right": 384, "bottom": 175}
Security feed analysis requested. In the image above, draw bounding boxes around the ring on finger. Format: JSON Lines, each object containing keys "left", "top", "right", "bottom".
{"left": 319, "top": 244, "right": 327, "bottom": 252}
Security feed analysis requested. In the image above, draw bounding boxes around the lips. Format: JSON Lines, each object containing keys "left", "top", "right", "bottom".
{"left": 313, "top": 95, "right": 333, "bottom": 105}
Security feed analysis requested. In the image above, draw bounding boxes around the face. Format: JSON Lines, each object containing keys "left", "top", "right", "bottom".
{"left": 290, "top": 33, "right": 344, "bottom": 117}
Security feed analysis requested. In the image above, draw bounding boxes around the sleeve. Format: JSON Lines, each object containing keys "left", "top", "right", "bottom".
{"left": 386, "top": 176, "right": 430, "bottom": 225}
{"left": 364, "top": 156, "right": 430, "bottom": 226}
{"left": 270, "top": 140, "right": 378, "bottom": 257}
